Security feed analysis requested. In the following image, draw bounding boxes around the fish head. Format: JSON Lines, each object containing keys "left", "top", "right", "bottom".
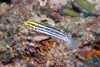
{"left": 25, "top": 21, "right": 39, "bottom": 26}
{"left": 25, "top": 21, "right": 29, "bottom": 26}
{"left": 25, "top": 21, "right": 39, "bottom": 30}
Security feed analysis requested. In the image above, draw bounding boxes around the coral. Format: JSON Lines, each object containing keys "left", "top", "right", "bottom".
{"left": 87, "top": 49, "right": 100, "bottom": 59}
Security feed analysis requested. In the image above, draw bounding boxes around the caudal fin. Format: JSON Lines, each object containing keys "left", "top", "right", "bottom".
{"left": 68, "top": 38, "right": 80, "bottom": 49}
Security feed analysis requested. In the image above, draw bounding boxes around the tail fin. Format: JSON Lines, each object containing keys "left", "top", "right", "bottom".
{"left": 68, "top": 38, "right": 80, "bottom": 49}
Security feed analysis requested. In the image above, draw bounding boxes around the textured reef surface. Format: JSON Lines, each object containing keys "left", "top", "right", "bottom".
{"left": 0, "top": 0, "right": 100, "bottom": 67}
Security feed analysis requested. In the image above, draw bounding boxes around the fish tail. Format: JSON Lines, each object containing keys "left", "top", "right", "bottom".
{"left": 68, "top": 38, "right": 79, "bottom": 49}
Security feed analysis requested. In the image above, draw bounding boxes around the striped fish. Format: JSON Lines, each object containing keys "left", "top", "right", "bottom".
{"left": 25, "top": 21, "right": 79, "bottom": 49}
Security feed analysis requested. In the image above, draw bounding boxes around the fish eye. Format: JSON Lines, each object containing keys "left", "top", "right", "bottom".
{"left": 32, "top": 27, "right": 37, "bottom": 30}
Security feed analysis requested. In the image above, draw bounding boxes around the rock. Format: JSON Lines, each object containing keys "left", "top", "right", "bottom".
{"left": 0, "top": 3, "right": 13, "bottom": 15}
{"left": 77, "top": 31, "right": 87, "bottom": 41}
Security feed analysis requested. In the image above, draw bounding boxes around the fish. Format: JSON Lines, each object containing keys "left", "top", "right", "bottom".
{"left": 75, "top": 0, "right": 95, "bottom": 14}
{"left": 63, "top": 9, "right": 84, "bottom": 17}
{"left": 83, "top": 12, "right": 98, "bottom": 18}
{"left": 25, "top": 21, "right": 79, "bottom": 49}
{"left": 63, "top": 9, "right": 98, "bottom": 18}
{"left": 71, "top": 2, "right": 82, "bottom": 13}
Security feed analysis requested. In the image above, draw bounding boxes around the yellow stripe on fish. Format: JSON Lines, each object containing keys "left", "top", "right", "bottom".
{"left": 25, "top": 21, "right": 39, "bottom": 26}
{"left": 25, "top": 21, "right": 79, "bottom": 49}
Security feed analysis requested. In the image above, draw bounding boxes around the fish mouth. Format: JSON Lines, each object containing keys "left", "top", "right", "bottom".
{"left": 25, "top": 21, "right": 39, "bottom": 26}
{"left": 25, "top": 21, "right": 28, "bottom": 25}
